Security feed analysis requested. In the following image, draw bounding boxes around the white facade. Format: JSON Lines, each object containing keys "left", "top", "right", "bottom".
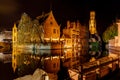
{"left": 0, "top": 31, "right": 12, "bottom": 42}
{"left": 116, "top": 21, "right": 120, "bottom": 46}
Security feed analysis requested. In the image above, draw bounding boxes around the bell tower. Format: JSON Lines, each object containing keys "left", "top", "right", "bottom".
{"left": 89, "top": 11, "right": 97, "bottom": 34}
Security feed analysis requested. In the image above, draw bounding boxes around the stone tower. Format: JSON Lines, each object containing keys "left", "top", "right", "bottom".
{"left": 12, "top": 23, "right": 17, "bottom": 45}
{"left": 89, "top": 11, "right": 102, "bottom": 58}
{"left": 89, "top": 11, "right": 97, "bottom": 34}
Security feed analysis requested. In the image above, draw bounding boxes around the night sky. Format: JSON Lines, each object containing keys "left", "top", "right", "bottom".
{"left": 0, "top": 0, "right": 120, "bottom": 35}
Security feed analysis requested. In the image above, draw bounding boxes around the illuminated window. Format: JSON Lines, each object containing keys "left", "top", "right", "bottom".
{"left": 50, "top": 21, "right": 53, "bottom": 25}
{"left": 53, "top": 63, "right": 56, "bottom": 68}
{"left": 53, "top": 29, "right": 56, "bottom": 34}
{"left": 14, "top": 55, "right": 16, "bottom": 58}
{"left": 14, "top": 29, "right": 17, "bottom": 33}
{"left": 14, "top": 63, "right": 16, "bottom": 66}
{"left": 57, "top": 63, "right": 58, "bottom": 67}
{"left": 14, "top": 37, "right": 16, "bottom": 41}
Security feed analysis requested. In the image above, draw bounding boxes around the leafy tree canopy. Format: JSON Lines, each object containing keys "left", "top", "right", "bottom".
{"left": 102, "top": 23, "right": 118, "bottom": 43}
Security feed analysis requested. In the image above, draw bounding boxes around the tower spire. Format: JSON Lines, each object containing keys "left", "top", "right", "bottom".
{"left": 89, "top": 11, "right": 97, "bottom": 34}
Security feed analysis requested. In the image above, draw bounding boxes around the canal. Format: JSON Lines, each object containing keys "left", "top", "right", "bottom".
{"left": 0, "top": 48, "right": 83, "bottom": 80}
{"left": 0, "top": 48, "right": 119, "bottom": 80}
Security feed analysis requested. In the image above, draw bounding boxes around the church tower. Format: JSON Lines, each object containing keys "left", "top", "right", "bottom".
{"left": 89, "top": 11, "right": 97, "bottom": 34}
{"left": 88, "top": 11, "right": 102, "bottom": 58}
{"left": 12, "top": 23, "right": 17, "bottom": 45}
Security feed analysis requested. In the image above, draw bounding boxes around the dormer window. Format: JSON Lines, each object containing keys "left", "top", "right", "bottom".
{"left": 50, "top": 21, "right": 53, "bottom": 25}
{"left": 53, "top": 29, "right": 56, "bottom": 33}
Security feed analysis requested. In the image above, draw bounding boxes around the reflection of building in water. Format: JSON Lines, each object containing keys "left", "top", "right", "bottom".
{"left": 12, "top": 48, "right": 82, "bottom": 76}
{"left": 12, "top": 47, "right": 17, "bottom": 72}
{"left": 12, "top": 49, "right": 41, "bottom": 75}
{"left": 63, "top": 49, "right": 72, "bottom": 67}
{"left": 12, "top": 48, "right": 60, "bottom": 79}
{"left": 0, "top": 30, "right": 12, "bottom": 42}
{"left": 62, "top": 20, "right": 89, "bottom": 64}
{"left": 44, "top": 56, "right": 60, "bottom": 73}
{"left": 63, "top": 48, "right": 80, "bottom": 68}
{"left": 0, "top": 30, "right": 12, "bottom": 51}
{"left": 12, "top": 23, "right": 18, "bottom": 72}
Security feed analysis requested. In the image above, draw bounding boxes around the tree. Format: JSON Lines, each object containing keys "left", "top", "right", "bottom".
{"left": 102, "top": 23, "right": 118, "bottom": 43}
{"left": 17, "top": 13, "right": 32, "bottom": 44}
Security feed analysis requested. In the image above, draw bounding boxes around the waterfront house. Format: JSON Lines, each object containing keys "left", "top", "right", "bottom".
{"left": 12, "top": 11, "right": 61, "bottom": 49}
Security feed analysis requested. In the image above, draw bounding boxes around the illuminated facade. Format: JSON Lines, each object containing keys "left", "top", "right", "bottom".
{"left": 12, "top": 11, "right": 61, "bottom": 49}
{"left": 1, "top": 30, "right": 12, "bottom": 42}
{"left": 44, "top": 56, "right": 60, "bottom": 73}
{"left": 12, "top": 23, "right": 17, "bottom": 72}
{"left": 79, "top": 25, "right": 89, "bottom": 63}
{"left": 109, "top": 20, "right": 120, "bottom": 47}
{"left": 63, "top": 48, "right": 80, "bottom": 68}
{"left": 62, "top": 20, "right": 89, "bottom": 67}
{"left": 0, "top": 30, "right": 12, "bottom": 51}
{"left": 89, "top": 11, "right": 97, "bottom": 34}
{"left": 116, "top": 20, "right": 120, "bottom": 46}
{"left": 37, "top": 11, "right": 60, "bottom": 42}
{"left": 61, "top": 34, "right": 72, "bottom": 48}
{"left": 63, "top": 20, "right": 81, "bottom": 48}
{"left": 12, "top": 23, "right": 17, "bottom": 45}
{"left": 79, "top": 25, "right": 89, "bottom": 49}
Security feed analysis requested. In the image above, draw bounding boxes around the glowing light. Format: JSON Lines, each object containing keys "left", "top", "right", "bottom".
{"left": 44, "top": 38, "right": 50, "bottom": 40}
{"left": 51, "top": 38, "right": 59, "bottom": 41}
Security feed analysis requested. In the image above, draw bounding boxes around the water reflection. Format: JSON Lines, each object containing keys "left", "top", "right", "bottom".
{"left": 0, "top": 46, "right": 109, "bottom": 79}
{"left": 12, "top": 48, "right": 84, "bottom": 78}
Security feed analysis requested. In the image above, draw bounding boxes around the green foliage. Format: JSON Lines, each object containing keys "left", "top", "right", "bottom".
{"left": 90, "top": 42, "right": 99, "bottom": 52}
{"left": 17, "top": 13, "right": 32, "bottom": 43}
{"left": 17, "top": 13, "right": 44, "bottom": 44}
{"left": 102, "top": 23, "right": 118, "bottom": 43}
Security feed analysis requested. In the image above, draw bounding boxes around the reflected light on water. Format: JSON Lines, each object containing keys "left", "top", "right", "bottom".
{"left": 0, "top": 52, "right": 4, "bottom": 60}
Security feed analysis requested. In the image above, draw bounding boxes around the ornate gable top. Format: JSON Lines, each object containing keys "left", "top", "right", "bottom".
{"left": 36, "top": 11, "right": 53, "bottom": 24}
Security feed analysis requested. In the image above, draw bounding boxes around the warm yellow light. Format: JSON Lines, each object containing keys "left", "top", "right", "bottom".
{"left": 52, "top": 38, "right": 59, "bottom": 41}
{"left": 44, "top": 38, "right": 50, "bottom": 40}
{"left": 60, "top": 38, "right": 64, "bottom": 41}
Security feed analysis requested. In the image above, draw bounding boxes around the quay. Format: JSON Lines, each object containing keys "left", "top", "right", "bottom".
{"left": 73, "top": 48, "right": 119, "bottom": 80}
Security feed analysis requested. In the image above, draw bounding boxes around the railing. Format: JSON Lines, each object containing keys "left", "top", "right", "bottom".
{"left": 79, "top": 55, "right": 119, "bottom": 80}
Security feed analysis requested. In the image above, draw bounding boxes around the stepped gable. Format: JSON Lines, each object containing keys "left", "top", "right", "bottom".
{"left": 36, "top": 11, "right": 50, "bottom": 24}
{"left": 36, "top": 10, "right": 59, "bottom": 27}
{"left": 36, "top": 10, "right": 60, "bottom": 40}
{"left": 36, "top": 11, "right": 56, "bottom": 24}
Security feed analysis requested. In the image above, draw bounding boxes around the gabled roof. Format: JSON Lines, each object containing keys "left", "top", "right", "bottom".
{"left": 36, "top": 11, "right": 52, "bottom": 24}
